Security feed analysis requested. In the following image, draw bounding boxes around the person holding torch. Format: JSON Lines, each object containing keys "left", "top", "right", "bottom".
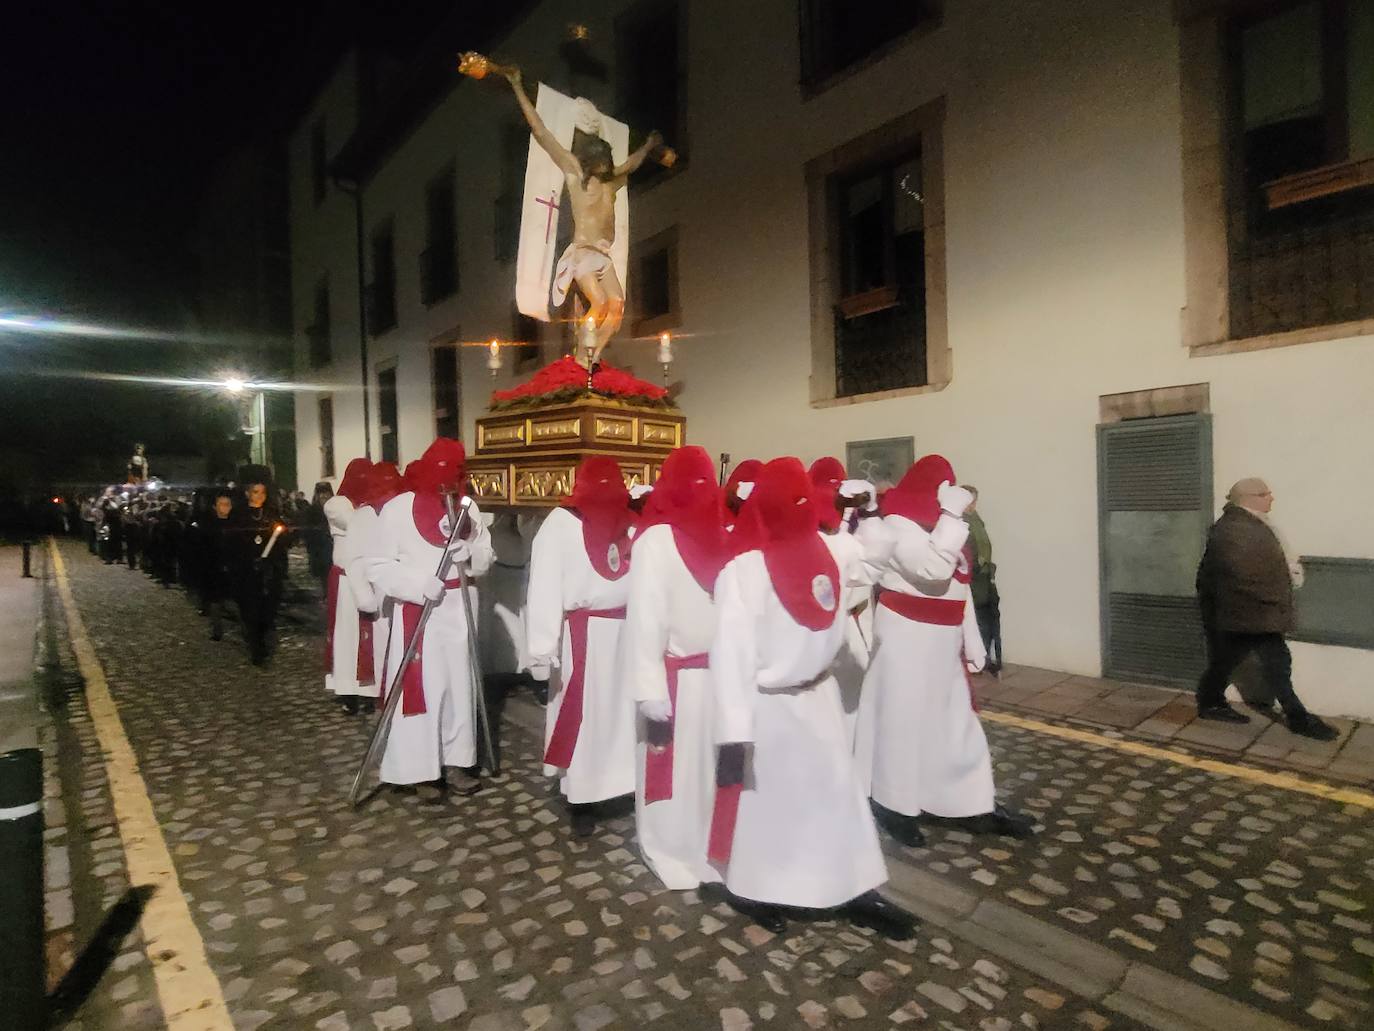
{"left": 228, "top": 465, "right": 292, "bottom": 667}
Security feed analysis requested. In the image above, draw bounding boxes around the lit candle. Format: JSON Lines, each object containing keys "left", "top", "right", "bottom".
{"left": 487, "top": 339, "right": 502, "bottom": 377}
{"left": 657, "top": 331, "right": 673, "bottom": 365}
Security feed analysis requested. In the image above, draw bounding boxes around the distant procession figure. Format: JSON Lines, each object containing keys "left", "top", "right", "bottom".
{"left": 324, "top": 460, "right": 380, "bottom": 715}
{"left": 1194, "top": 478, "right": 1337, "bottom": 741}
{"left": 127, "top": 442, "right": 149, "bottom": 485}
{"left": 227, "top": 466, "right": 290, "bottom": 666}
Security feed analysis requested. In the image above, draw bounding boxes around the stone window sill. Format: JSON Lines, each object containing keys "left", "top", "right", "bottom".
{"left": 810, "top": 379, "right": 949, "bottom": 409}
{"left": 1189, "top": 317, "right": 1374, "bottom": 358}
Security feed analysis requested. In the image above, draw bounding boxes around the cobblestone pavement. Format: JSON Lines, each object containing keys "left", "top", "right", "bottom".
{"left": 48, "top": 539, "right": 1145, "bottom": 1031}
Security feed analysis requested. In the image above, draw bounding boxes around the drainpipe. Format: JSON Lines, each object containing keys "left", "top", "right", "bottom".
{"left": 335, "top": 177, "right": 373, "bottom": 460}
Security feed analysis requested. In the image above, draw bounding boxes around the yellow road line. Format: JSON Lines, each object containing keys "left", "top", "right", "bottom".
{"left": 983, "top": 708, "right": 1374, "bottom": 810}
{"left": 50, "top": 540, "right": 233, "bottom": 1030}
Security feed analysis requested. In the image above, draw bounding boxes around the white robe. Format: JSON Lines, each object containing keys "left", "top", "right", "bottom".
{"left": 347, "top": 504, "right": 393, "bottom": 690}
{"left": 620, "top": 523, "right": 721, "bottom": 890}
{"left": 833, "top": 516, "right": 894, "bottom": 746}
{"left": 854, "top": 513, "right": 993, "bottom": 819}
{"left": 710, "top": 534, "right": 888, "bottom": 908}
{"left": 323, "top": 495, "right": 380, "bottom": 698}
{"left": 525, "top": 507, "right": 635, "bottom": 804}
{"left": 364, "top": 492, "right": 493, "bottom": 785}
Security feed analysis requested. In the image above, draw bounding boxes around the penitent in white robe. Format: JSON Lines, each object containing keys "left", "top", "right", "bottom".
{"left": 323, "top": 495, "right": 380, "bottom": 698}
{"left": 620, "top": 523, "right": 721, "bottom": 890}
{"left": 347, "top": 505, "right": 394, "bottom": 690}
{"left": 710, "top": 534, "right": 888, "bottom": 908}
{"left": 854, "top": 512, "right": 993, "bottom": 819}
{"left": 364, "top": 492, "right": 493, "bottom": 785}
{"left": 525, "top": 507, "right": 635, "bottom": 805}
{"left": 831, "top": 517, "right": 894, "bottom": 746}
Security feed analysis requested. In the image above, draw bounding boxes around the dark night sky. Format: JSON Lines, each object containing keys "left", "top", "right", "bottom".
{"left": 0, "top": 2, "right": 455, "bottom": 488}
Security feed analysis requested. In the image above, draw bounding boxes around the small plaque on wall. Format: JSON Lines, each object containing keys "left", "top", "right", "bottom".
{"left": 1291, "top": 557, "right": 1374, "bottom": 650}
{"left": 844, "top": 436, "right": 915, "bottom": 491}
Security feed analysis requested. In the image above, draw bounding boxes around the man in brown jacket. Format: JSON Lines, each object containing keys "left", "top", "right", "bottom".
{"left": 1195, "top": 478, "right": 1336, "bottom": 740}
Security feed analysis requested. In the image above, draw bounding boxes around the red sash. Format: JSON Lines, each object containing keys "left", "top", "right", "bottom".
{"left": 643, "top": 652, "right": 709, "bottom": 803}
{"left": 878, "top": 589, "right": 964, "bottom": 626}
{"left": 324, "top": 565, "right": 343, "bottom": 673}
{"left": 707, "top": 777, "right": 743, "bottom": 866}
{"left": 543, "top": 607, "right": 627, "bottom": 769}
{"left": 383, "top": 577, "right": 463, "bottom": 716}
{"left": 326, "top": 565, "right": 378, "bottom": 686}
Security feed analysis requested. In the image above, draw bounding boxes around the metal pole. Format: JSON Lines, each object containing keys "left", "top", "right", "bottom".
{"left": 0, "top": 748, "right": 45, "bottom": 1030}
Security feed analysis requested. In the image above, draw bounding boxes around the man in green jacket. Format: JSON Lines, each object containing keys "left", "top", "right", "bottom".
{"left": 964, "top": 487, "right": 1001, "bottom": 676}
{"left": 1194, "top": 478, "right": 1335, "bottom": 740}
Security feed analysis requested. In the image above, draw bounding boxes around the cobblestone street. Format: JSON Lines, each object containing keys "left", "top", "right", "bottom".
{"left": 38, "top": 538, "right": 1374, "bottom": 1029}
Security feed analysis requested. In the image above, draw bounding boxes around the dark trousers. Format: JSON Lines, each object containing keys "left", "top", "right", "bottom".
{"left": 1196, "top": 630, "right": 1307, "bottom": 719}
{"left": 975, "top": 602, "right": 1002, "bottom": 671}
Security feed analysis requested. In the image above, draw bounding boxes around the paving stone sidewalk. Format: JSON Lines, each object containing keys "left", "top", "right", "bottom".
{"left": 977, "top": 665, "right": 1374, "bottom": 784}
{"left": 47, "top": 539, "right": 1144, "bottom": 1031}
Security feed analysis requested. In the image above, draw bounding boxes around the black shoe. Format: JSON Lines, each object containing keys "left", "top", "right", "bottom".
{"left": 1197, "top": 704, "right": 1251, "bottom": 724}
{"left": 447, "top": 767, "right": 483, "bottom": 796}
{"left": 842, "top": 891, "right": 917, "bottom": 940}
{"left": 341, "top": 697, "right": 360, "bottom": 715}
{"left": 722, "top": 893, "right": 786, "bottom": 934}
{"left": 870, "top": 800, "right": 927, "bottom": 848}
{"left": 1288, "top": 714, "right": 1338, "bottom": 742}
{"left": 570, "top": 807, "right": 597, "bottom": 838}
{"left": 357, "top": 697, "right": 376, "bottom": 715}
{"left": 985, "top": 804, "right": 1036, "bottom": 839}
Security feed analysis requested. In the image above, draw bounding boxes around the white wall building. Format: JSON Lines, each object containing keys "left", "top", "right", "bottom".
{"left": 288, "top": 0, "right": 1374, "bottom": 715}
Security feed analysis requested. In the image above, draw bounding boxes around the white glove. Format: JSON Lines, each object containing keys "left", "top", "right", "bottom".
{"left": 446, "top": 539, "right": 471, "bottom": 564}
{"left": 936, "top": 482, "right": 974, "bottom": 518}
{"left": 734, "top": 482, "right": 755, "bottom": 501}
{"left": 528, "top": 663, "right": 552, "bottom": 683}
{"left": 352, "top": 582, "right": 379, "bottom": 614}
{"left": 421, "top": 576, "right": 447, "bottom": 602}
{"left": 839, "top": 479, "right": 878, "bottom": 512}
{"left": 966, "top": 656, "right": 986, "bottom": 674}
{"left": 629, "top": 484, "right": 654, "bottom": 501}
{"left": 638, "top": 698, "right": 673, "bottom": 722}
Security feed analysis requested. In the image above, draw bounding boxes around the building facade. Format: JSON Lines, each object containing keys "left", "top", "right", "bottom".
{"left": 288, "top": 0, "right": 1374, "bottom": 716}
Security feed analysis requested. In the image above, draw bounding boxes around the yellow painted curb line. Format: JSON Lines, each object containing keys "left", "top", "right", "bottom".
{"left": 983, "top": 708, "right": 1374, "bottom": 810}
{"left": 50, "top": 540, "right": 233, "bottom": 1030}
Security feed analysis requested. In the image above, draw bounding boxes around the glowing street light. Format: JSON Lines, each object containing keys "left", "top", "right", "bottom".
{"left": 223, "top": 377, "right": 246, "bottom": 395}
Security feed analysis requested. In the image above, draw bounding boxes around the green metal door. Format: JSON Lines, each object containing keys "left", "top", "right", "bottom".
{"left": 1097, "top": 413, "right": 1213, "bottom": 685}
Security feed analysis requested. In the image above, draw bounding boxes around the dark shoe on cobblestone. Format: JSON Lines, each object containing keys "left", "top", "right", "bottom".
{"left": 1288, "top": 713, "right": 1339, "bottom": 741}
{"left": 570, "top": 805, "right": 597, "bottom": 838}
{"left": 870, "top": 799, "right": 927, "bottom": 848}
{"left": 1198, "top": 703, "right": 1250, "bottom": 724}
{"left": 842, "top": 891, "right": 917, "bottom": 940}
{"left": 447, "top": 766, "right": 483, "bottom": 796}
{"left": 340, "top": 696, "right": 360, "bottom": 715}
{"left": 724, "top": 893, "right": 787, "bottom": 934}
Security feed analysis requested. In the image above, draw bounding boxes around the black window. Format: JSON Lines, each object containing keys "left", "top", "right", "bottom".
{"left": 1226, "top": 0, "right": 1374, "bottom": 337}
{"left": 368, "top": 219, "right": 397, "bottom": 335}
{"left": 833, "top": 151, "right": 926, "bottom": 397}
{"left": 617, "top": 0, "right": 684, "bottom": 180}
{"left": 432, "top": 344, "right": 460, "bottom": 440}
{"left": 421, "top": 163, "right": 458, "bottom": 305}
{"left": 311, "top": 119, "right": 328, "bottom": 205}
{"left": 318, "top": 395, "right": 335, "bottom": 478}
{"left": 308, "top": 276, "right": 331, "bottom": 367}
{"left": 378, "top": 367, "right": 399, "bottom": 465}
{"left": 800, "top": 0, "right": 940, "bottom": 89}
{"left": 632, "top": 226, "right": 679, "bottom": 334}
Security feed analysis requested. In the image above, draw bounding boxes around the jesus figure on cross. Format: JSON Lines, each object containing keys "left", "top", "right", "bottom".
{"left": 503, "top": 65, "right": 663, "bottom": 367}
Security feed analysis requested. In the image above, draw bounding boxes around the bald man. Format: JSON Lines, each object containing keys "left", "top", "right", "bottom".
{"left": 1194, "top": 478, "right": 1335, "bottom": 741}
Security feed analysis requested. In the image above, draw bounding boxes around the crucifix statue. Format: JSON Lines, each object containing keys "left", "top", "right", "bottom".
{"left": 459, "top": 49, "right": 674, "bottom": 368}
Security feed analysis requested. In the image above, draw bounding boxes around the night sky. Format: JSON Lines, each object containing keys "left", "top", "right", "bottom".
{"left": 0, "top": 2, "right": 455, "bottom": 489}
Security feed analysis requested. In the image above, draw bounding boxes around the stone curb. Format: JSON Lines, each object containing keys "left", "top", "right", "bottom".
{"left": 505, "top": 692, "right": 1308, "bottom": 1031}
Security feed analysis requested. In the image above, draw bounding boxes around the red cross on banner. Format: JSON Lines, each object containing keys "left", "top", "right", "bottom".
{"left": 534, "top": 192, "right": 559, "bottom": 243}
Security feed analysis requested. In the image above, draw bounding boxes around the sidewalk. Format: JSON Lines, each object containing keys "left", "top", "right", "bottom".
{"left": 0, "top": 542, "right": 43, "bottom": 752}
{"left": 976, "top": 664, "right": 1374, "bottom": 784}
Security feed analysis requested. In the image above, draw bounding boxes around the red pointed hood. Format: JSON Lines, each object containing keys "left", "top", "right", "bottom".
{"left": 880, "top": 454, "right": 955, "bottom": 531}
{"left": 808, "top": 456, "right": 847, "bottom": 532}
{"left": 564, "top": 456, "right": 633, "bottom": 580}
{"left": 641, "top": 446, "right": 731, "bottom": 594}
{"left": 405, "top": 439, "right": 469, "bottom": 547}
{"left": 336, "top": 458, "right": 373, "bottom": 504}
{"left": 751, "top": 458, "right": 840, "bottom": 631}
{"left": 363, "top": 462, "right": 403, "bottom": 512}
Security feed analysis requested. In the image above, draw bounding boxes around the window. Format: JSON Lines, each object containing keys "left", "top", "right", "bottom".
{"left": 421, "top": 163, "right": 458, "bottom": 305}
{"left": 367, "top": 219, "right": 397, "bottom": 335}
{"left": 317, "top": 395, "right": 335, "bottom": 479}
{"left": 799, "top": 0, "right": 941, "bottom": 91}
{"left": 310, "top": 119, "right": 328, "bottom": 205}
{"left": 631, "top": 225, "right": 680, "bottom": 335}
{"left": 617, "top": 0, "right": 685, "bottom": 182}
{"left": 308, "top": 276, "right": 331, "bottom": 368}
{"left": 805, "top": 100, "right": 948, "bottom": 405}
{"left": 377, "top": 366, "right": 399, "bottom": 464}
{"left": 1221, "top": 0, "right": 1374, "bottom": 340}
{"left": 432, "top": 344, "right": 460, "bottom": 440}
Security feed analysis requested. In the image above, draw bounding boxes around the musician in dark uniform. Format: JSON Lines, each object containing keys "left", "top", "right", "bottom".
{"left": 228, "top": 466, "right": 291, "bottom": 665}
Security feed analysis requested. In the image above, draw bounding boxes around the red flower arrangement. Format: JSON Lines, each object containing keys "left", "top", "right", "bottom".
{"left": 491, "top": 356, "right": 669, "bottom": 410}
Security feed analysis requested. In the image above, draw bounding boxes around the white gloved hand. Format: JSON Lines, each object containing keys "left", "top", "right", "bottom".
{"left": 937, "top": 482, "right": 974, "bottom": 518}
{"left": 528, "top": 663, "right": 552, "bottom": 683}
{"left": 965, "top": 656, "right": 986, "bottom": 674}
{"left": 421, "top": 576, "right": 447, "bottom": 603}
{"left": 353, "top": 582, "right": 379, "bottom": 614}
{"left": 839, "top": 479, "right": 878, "bottom": 512}
{"left": 446, "top": 539, "right": 471, "bottom": 564}
{"left": 638, "top": 698, "right": 673, "bottom": 722}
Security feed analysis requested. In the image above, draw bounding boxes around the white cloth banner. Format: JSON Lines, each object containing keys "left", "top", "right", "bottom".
{"left": 516, "top": 84, "right": 630, "bottom": 322}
